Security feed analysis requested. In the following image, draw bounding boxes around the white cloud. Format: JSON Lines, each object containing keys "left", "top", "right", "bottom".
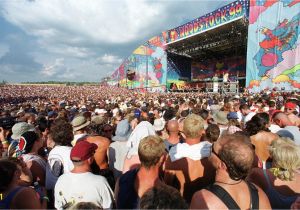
{"left": 0, "top": 0, "right": 166, "bottom": 45}
{"left": 97, "top": 54, "right": 122, "bottom": 65}
{"left": 57, "top": 68, "right": 77, "bottom": 80}
{"left": 41, "top": 58, "right": 64, "bottom": 76}
{"left": 0, "top": 0, "right": 234, "bottom": 82}
{"left": 1, "top": 1, "right": 230, "bottom": 48}
{"left": 43, "top": 44, "right": 92, "bottom": 58}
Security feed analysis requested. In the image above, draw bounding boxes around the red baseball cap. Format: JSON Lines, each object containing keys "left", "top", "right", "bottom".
{"left": 285, "top": 102, "right": 296, "bottom": 109}
{"left": 70, "top": 141, "right": 98, "bottom": 161}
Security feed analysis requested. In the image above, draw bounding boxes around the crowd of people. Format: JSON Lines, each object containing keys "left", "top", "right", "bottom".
{"left": 0, "top": 84, "right": 300, "bottom": 209}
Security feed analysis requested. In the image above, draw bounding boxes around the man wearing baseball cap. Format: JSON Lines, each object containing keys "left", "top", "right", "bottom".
{"left": 54, "top": 141, "right": 114, "bottom": 209}
{"left": 284, "top": 101, "right": 300, "bottom": 127}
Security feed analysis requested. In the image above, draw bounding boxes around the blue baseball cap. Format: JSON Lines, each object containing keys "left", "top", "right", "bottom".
{"left": 48, "top": 111, "right": 57, "bottom": 118}
{"left": 134, "top": 109, "right": 141, "bottom": 118}
{"left": 227, "top": 112, "right": 238, "bottom": 120}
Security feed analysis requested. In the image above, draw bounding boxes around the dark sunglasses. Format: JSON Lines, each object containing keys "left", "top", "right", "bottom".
{"left": 211, "top": 143, "right": 222, "bottom": 160}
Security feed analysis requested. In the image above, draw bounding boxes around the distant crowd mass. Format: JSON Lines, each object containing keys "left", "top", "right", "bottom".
{"left": 0, "top": 84, "right": 300, "bottom": 209}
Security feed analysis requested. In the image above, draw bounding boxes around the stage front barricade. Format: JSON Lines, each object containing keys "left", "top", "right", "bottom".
{"left": 205, "top": 82, "right": 239, "bottom": 94}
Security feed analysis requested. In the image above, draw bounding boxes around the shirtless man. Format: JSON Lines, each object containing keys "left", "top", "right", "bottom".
{"left": 245, "top": 113, "right": 279, "bottom": 163}
{"left": 164, "top": 120, "right": 183, "bottom": 152}
{"left": 86, "top": 135, "right": 110, "bottom": 170}
{"left": 164, "top": 114, "right": 215, "bottom": 203}
{"left": 85, "top": 123, "right": 113, "bottom": 189}
{"left": 71, "top": 115, "right": 111, "bottom": 170}
{"left": 190, "top": 134, "right": 271, "bottom": 209}
{"left": 250, "top": 130, "right": 278, "bottom": 164}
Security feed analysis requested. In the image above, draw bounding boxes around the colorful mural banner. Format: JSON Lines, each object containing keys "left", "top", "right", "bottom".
{"left": 166, "top": 0, "right": 248, "bottom": 44}
{"left": 246, "top": 0, "right": 300, "bottom": 92}
{"left": 111, "top": 32, "right": 168, "bottom": 91}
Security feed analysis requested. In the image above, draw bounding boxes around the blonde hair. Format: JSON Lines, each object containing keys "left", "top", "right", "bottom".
{"left": 183, "top": 114, "right": 204, "bottom": 139}
{"left": 138, "top": 135, "right": 165, "bottom": 169}
{"left": 125, "top": 113, "right": 136, "bottom": 123}
{"left": 269, "top": 137, "right": 300, "bottom": 181}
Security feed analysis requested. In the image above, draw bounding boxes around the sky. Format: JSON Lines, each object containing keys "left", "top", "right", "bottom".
{"left": 0, "top": 0, "right": 233, "bottom": 82}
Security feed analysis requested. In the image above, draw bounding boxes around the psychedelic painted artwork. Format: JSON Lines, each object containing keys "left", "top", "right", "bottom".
{"left": 111, "top": 0, "right": 249, "bottom": 91}
{"left": 166, "top": 53, "right": 191, "bottom": 90}
{"left": 191, "top": 56, "right": 246, "bottom": 81}
{"left": 110, "top": 32, "right": 168, "bottom": 91}
{"left": 167, "top": 0, "right": 248, "bottom": 44}
{"left": 246, "top": 0, "right": 300, "bottom": 92}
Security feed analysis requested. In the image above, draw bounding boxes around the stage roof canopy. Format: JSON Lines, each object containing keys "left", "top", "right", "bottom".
{"left": 166, "top": 18, "right": 248, "bottom": 61}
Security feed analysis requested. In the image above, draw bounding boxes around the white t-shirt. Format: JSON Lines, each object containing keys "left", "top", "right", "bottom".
{"left": 269, "top": 124, "right": 282, "bottom": 133}
{"left": 108, "top": 141, "right": 128, "bottom": 180}
{"left": 282, "top": 126, "right": 300, "bottom": 145}
{"left": 243, "top": 112, "right": 256, "bottom": 125}
{"left": 22, "top": 153, "right": 47, "bottom": 170}
{"left": 71, "top": 134, "right": 88, "bottom": 146}
{"left": 46, "top": 146, "right": 74, "bottom": 190}
{"left": 54, "top": 172, "right": 114, "bottom": 209}
{"left": 236, "top": 111, "right": 243, "bottom": 123}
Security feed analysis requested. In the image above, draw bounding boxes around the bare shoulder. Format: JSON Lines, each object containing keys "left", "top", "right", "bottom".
{"left": 268, "top": 132, "right": 279, "bottom": 140}
{"left": 164, "top": 155, "right": 173, "bottom": 169}
{"left": 87, "top": 136, "right": 111, "bottom": 147}
{"left": 251, "top": 183, "right": 272, "bottom": 209}
{"left": 190, "top": 189, "right": 226, "bottom": 209}
{"left": 165, "top": 156, "right": 188, "bottom": 171}
{"left": 248, "top": 168, "right": 267, "bottom": 190}
{"left": 13, "top": 187, "right": 41, "bottom": 209}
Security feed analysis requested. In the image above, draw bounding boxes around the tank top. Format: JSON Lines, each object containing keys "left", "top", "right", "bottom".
{"left": 207, "top": 182, "right": 259, "bottom": 209}
{"left": 117, "top": 168, "right": 139, "bottom": 209}
{"left": 263, "top": 169, "right": 299, "bottom": 209}
{"left": 0, "top": 187, "right": 24, "bottom": 209}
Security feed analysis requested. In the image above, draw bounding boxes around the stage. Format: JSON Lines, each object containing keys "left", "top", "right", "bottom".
{"left": 166, "top": 16, "right": 248, "bottom": 94}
